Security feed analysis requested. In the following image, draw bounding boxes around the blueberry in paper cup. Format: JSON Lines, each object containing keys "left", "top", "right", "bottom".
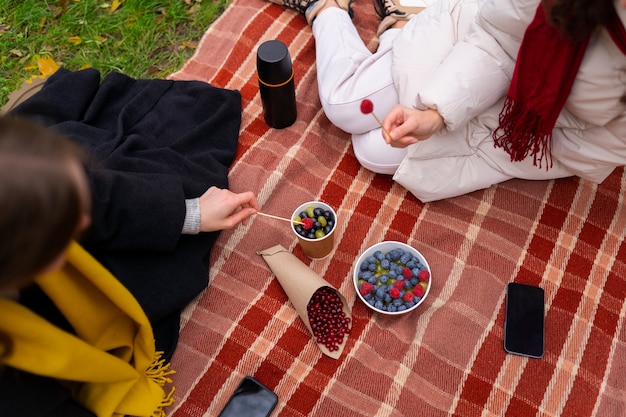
{"left": 353, "top": 241, "right": 431, "bottom": 315}
{"left": 291, "top": 201, "right": 337, "bottom": 259}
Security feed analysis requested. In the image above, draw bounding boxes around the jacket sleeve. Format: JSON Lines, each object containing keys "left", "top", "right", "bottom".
{"left": 81, "top": 167, "right": 187, "bottom": 253}
{"left": 416, "top": 0, "right": 539, "bottom": 130}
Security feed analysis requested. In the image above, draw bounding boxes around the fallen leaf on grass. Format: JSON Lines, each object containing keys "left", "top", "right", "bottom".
{"left": 68, "top": 36, "right": 82, "bottom": 45}
{"left": 35, "top": 55, "right": 59, "bottom": 76}
{"left": 23, "top": 55, "right": 60, "bottom": 83}
{"left": 111, "top": 0, "right": 123, "bottom": 12}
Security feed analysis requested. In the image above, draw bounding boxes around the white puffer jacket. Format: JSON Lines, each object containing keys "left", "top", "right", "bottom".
{"left": 391, "top": 0, "right": 626, "bottom": 201}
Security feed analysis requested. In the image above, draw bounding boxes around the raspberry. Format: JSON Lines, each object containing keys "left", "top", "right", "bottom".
{"left": 403, "top": 292, "right": 414, "bottom": 302}
{"left": 393, "top": 280, "right": 405, "bottom": 290}
{"left": 418, "top": 269, "right": 430, "bottom": 282}
{"left": 360, "top": 99, "right": 374, "bottom": 114}
{"left": 301, "top": 217, "right": 314, "bottom": 230}
{"left": 402, "top": 267, "right": 413, "bottom": 279}
{"left": 390, "top": 287, "right": 401, "bottom": 299}
{"left": 359, "top": 282, "right": 375, "bottom": 296}
{"left": 413, "top": 284, "right": 425, "bottom": 298}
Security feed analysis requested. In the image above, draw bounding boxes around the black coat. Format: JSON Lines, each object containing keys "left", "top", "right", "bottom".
{"left": 2, "top": 68, "right": 242, "bottom": 416}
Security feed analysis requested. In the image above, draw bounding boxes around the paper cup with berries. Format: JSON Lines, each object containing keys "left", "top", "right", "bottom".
{"left": 258, "top": 244, "right": 352, "bottom": 359}
{"left": 291, "top": 201, "right": 337, "bottom": 259}
{"left": 354, "top": 241, "right": 432, "bottom": 316}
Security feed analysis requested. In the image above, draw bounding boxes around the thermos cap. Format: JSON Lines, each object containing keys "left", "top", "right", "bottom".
{"left": 257, "top": 40, "right": 293, "bottom": 86}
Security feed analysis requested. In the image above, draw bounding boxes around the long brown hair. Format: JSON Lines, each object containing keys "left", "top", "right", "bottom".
{"left": 0, "top": 116, "right": 87, "bottom": 358}
{"left": 543, "top": 0, "right": 617, "bottom": 43}
{"left": 0, "top": 116, "right": 87, "bottom": 288}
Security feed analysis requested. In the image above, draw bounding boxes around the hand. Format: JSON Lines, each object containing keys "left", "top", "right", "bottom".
{"left": 382, "top": 105, "right": 444, "bottom": 148}
{"left": 198, "top": 187, "right": 259, "bottom": 232}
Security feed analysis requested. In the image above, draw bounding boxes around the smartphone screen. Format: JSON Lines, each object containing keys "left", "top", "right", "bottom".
{"left": 217, "top": 376, "right": 278, "bottom": 417}
{"left": 504, "top": 283, "right": 545, "bottom": 358}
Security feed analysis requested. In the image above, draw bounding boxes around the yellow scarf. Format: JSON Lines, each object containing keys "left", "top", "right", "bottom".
{"left": 0, "top": 241, "right": 175, "bottom": 417}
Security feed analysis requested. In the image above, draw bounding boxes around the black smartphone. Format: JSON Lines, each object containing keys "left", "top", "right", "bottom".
{"left": 217, "top": 376, "right": 278, "bottom": 417}
{"left": 504, "top": 283, "right": 545, "bottom": 358}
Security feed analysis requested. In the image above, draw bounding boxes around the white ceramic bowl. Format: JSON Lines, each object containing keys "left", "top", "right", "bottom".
{"left": 353, "top": 241, "right": 432, "bottom": 316}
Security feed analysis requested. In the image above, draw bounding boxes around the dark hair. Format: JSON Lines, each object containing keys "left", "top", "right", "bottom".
{"left": 543, "top": 0, "right": 616, "bottom": 43}
{"left": 0, "top": 116, "right": 87, "bottom": 289}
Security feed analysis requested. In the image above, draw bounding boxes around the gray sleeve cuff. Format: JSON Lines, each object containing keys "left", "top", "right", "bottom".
{"left": 182, "top": 198, "right": 201, "bottom": 235}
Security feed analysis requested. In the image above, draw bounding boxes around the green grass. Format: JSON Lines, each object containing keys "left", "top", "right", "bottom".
{"left": 0, "top": 0, "right": 230, "bottom": 107}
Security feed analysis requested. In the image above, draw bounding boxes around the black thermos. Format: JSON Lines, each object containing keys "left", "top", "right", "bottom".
{"left": 257, "top": 40, "right": 297, "bottom": 129}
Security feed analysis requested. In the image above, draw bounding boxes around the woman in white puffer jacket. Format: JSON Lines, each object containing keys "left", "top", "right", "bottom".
{"left": 307, "top": 0, "right": 626, "bottom": 202}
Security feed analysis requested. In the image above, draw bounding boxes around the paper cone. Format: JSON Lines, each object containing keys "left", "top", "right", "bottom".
{"left": 258, "top": 244, "right": 352, "bottom": 359}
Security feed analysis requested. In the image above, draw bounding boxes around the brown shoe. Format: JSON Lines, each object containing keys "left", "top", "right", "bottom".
{"left": 373, "top": 0, "right": 425, "bottom": 37}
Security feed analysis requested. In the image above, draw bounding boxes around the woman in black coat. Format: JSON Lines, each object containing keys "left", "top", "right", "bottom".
{"left": 0, "top": 68, "right": 258, "bottom": 416}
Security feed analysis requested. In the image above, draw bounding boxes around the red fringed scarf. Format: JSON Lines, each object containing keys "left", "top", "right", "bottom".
{"left": 493, "top": 1, "right": 626, "bottom": 169}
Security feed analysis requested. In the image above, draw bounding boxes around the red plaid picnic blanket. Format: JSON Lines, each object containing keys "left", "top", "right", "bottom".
{"left": 167, "top": 0, "right": 626, "bottom": 415}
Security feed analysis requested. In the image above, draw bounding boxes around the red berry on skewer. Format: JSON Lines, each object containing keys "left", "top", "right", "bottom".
{"left": 301, "top": 217, "right": 315, "bottom": 230}
{"left": 360, "top": 99, "right": 374, "bottom": 114}
{"left": 359, "top": 99, "right": 393, "bottom": 140}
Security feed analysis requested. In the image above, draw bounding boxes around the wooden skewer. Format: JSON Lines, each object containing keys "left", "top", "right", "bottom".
{"left": 370, "top": 112, "right": 393, "bottom": 141}
{"left": 257, "top": 211, "right": 304, "bottom": 225}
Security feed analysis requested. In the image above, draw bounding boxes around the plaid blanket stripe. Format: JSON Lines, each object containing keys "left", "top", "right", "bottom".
{"left": 168, "top": 0, "right": 626, "bottom": 416}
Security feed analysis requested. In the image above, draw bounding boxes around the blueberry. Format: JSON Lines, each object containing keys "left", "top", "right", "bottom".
{"left": 374, "top": 251, "right": 385, "bottom": 261}
{"left": 368, "top": 276, "right": 377, "bottom": 285}
{"left": 397, "top": 305, "right": 407, "bottom": 311}
{"left": 389, "top": 250, "right": 401, "bottom": 261}
{"left": 406, "top": 260, "right": 417, "bottom": 269}
{"left": 393, "top": 298, "right": 403, "bottom": 306}
{"left": 324, "top": 225, "right": 333, "bottom": 234}
{"left": 368, "top": 299, "right": 376, "bottom": 306}
{"left": 314, "top": 221, "right": 322, "bottom": 229}
{"left": 313, "top": 207, "right": 324, "bottom": 217}
{"left": 412, "top": 268, "right": 421, "bottom": 278}
{"left": 374, "top": 300, "right": 384, "bottom": 310}
{"left": 368, "top": 263, "right": 377, "bottom": 272}
{"left": 360, "top": 262, "right": 369, "bottom": 272}
{"left": 400, "top": 253, "right": 411, "bottom": 264}
{"left": 410, "top": 277, "right": 418, "bottom": 286}
{"left": 307, "top": 232, "right": 315, "bottom": 239}
{"left": 384, "top": 294, "right": 392, "bottom": 303}
{"left": 388, "top": 270, "right": 397, "bottom": 279}
{"left": 362, "top": 271, "right": 372, "bottom": 280}
{"left": 379, "top": 274, "right": 389, "bottom": 284}
{"left": 387, "top": 305, "right": 397, "bottom": 313}
{"left": 299, "top": 211, "right": 308, "bottom": 219}
{"left": 367, "top": 256, "right": 376, "bottom": 264}
{"left": 380, "top": 259, "right": 390, "bottom": 270}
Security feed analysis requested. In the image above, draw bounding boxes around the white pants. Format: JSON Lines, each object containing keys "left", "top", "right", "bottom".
{"left": 310, "top": 0, "right": 479, "bottom": 176}
{"left": 312, "top": 9, "right": 406, "bottom": 175}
